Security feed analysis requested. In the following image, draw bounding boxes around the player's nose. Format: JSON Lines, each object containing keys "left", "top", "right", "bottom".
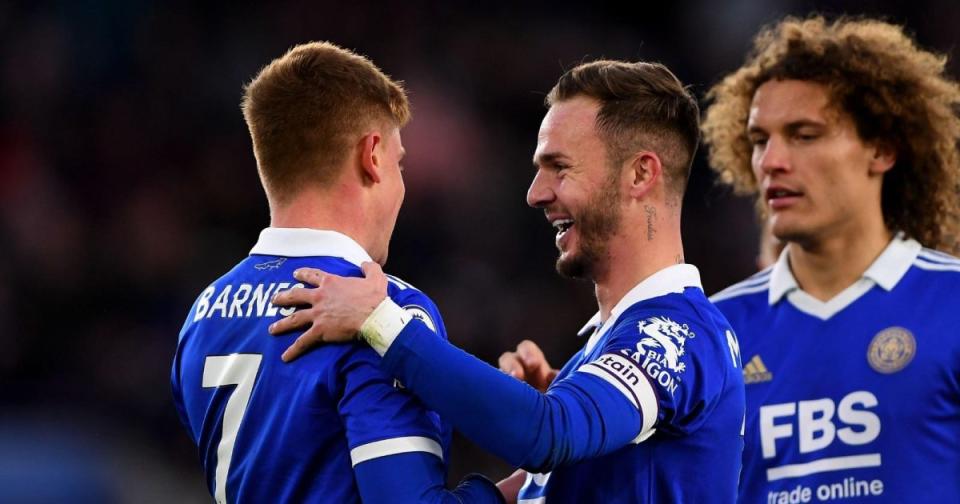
{"left": 755, "top": 137, "right": 790, "bottom": 176}
{"left": 526, "top": 169, "right": 556, "bottom": 208}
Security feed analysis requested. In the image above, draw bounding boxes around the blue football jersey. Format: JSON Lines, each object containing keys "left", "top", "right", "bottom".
{"left": 516, "top": 265, "right": 745, "bottom": 503}
{"left": 712, "top": 235, "right": 960, "bottom": 503}
{"left": 371, "top": 264, "right": 744, "bottom": 503}
{"left": 171, "top": 228, "right": 453, "bottom": 503}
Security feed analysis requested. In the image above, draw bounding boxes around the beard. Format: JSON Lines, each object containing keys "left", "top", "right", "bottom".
{"left": 556, "top": 173, "right": 621, "bottom": 280}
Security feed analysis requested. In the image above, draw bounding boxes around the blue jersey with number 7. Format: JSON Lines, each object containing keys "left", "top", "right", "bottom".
{"left": 171, "top": 228, "right": 493, "bottom": 503}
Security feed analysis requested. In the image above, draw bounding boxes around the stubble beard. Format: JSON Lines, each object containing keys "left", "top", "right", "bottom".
{"left": 556, "top": 174, "right": 621, "bottom": 280}
{"left": 767, "top": 212, "right": 816, "bottom": 251}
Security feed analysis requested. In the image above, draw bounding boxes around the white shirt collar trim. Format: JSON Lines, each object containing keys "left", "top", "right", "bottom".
{"left": 580, "top": 264, "right": 703, "bottom": 352}
{"left": 768, "top": 233, "right": 921, "bottom": 316}
{"left": 609, "top": 264, "right": 703, "bottom": 316}
{"left": 249, "top": 228, "right": 373, "bottom": 266}
{"left": 577, "top": 312, "right": 602, "bottom": 338}
{"left": 768, "top": 246, "right": 797, "bottom": 305}
{"left": 863, "top": 233, "right": 922, "bottom": 290}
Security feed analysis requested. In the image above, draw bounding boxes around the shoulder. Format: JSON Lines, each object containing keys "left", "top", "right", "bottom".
{"left": 385, "top": 274, "right": 445, "bottom": 335}
{"left": 709, "top": 268, "right": 772, "bottom": 304}
{"left": 905, "top": 248, "right": 960, "bottom": 301}
{"left": 385, "top": 274, "right": 432, "bottom": 307}
{"left": 593, "top": 294, "right": 741, "bottom": 418}
{"left": 607, "top": 293, "right": 724, "bottom": 348}
{"left": 385, "top": 273, "right": 421, "bottom": 292}
{"left": 913, "top": 248, "right": 960, "bottom": 275}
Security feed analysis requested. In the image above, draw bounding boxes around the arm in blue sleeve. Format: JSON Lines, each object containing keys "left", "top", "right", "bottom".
{"left": 354, "top": 452, "right": 505, "bottom": 504}
{"left": 380, "top": 320, "right": 644, "bottom": 472}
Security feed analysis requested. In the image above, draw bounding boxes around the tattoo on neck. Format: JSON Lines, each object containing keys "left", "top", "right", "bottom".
{"left": 645, "top": 205, "right": 656, "bottom": 241}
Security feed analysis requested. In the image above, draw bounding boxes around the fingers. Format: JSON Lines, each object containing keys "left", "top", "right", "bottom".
{"left": 498, "top": 352, "right": 525, "bottom": 379}
{"left": 272, "top": 285, "right": 316, "bottom": 308}
{"left": 360, "top": 261, "right": 385, "bottom": 280}
{"left": 516, "top": 340, "right": 548, "bottom": 368}
{"left": 499, "top": 341, "right": 549, "bottom": 382}
{"left": 292, "top": 267, "right": 327, "bottom": 287}
{"left": 517, "top": 340, "right": 554, "bottom": 381}
{"left": 274, "top": 264, "right": 386, "bottom": 364}
{"left": 360, "top": 261, "right": 389, "bottom": 301}
{"left": 281, "top": 325, "right": 324, "bottom": 362}
{"left": 496, "top": 469, "right": 527, "bottom": 504}
{"left": 513, "top": 340, "right": 557, "bottom": 391}
{"left": 269, "top": 309, "right": 311, "bottom": 335}
{"left": 545, "top": 368, "right": 559, "bottom": 385}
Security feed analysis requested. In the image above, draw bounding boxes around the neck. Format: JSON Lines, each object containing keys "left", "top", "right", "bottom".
{"left": 594, "top": 203, "right": 684, "bottom": 322}
{"left": 269, "top": 184, "right": 374, "bottom": 254}
{"left": 788, "top": 213, "right": 892, "bottom": 301}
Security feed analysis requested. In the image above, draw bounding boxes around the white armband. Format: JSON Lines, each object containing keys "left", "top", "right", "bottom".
{"left": 359, "top": 297, "right": 412, "bottom": 355}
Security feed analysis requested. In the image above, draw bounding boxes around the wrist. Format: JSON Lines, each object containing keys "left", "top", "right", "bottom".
{"left": 359, "top": 297, "right": 411, "bottom": 355}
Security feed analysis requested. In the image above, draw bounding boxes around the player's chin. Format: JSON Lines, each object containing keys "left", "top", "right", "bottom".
{"left": 769, "top": 219, "right": 813, "bottom": 246}
{"left": 555, "top": 251, "right": 590, "bottom": 280}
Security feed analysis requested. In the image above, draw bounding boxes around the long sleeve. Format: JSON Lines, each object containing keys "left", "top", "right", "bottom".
{"left": 380, "top": 320, "right": 645, "bottom": 472}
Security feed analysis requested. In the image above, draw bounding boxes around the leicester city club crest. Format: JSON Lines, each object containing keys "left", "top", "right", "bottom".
{"left": 867, "top": 327, "right": 916, "bottom": 374}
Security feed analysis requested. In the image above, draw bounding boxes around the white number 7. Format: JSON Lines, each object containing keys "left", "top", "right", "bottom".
{"left": 203, "top": 354, "right": 263, "bottom": 504}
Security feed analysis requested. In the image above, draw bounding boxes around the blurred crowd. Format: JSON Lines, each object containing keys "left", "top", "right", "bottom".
{"left": 1, "top": 1, "right": 956, "bottom": 501}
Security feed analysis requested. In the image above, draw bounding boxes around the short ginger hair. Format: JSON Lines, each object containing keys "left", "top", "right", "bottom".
{"left": 547, "top": 60, "right": 701, "bottom": 197}
{"left": 242, "top": 41, "right": 410, "bottom": 205}
{"left": 702, "top": 16, "right": 960, "bottom": 252}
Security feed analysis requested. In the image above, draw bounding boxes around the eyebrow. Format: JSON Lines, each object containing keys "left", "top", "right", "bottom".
{"left": 533, "top": 152, "right": 571, "bottom": 168}
{"left": 748, "top": 119, "right": 827, "bottom": 135}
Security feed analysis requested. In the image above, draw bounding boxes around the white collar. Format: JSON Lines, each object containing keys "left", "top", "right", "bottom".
{"left": 769, "top": 233, "right": 921, "bottom": 306}
{"left": 249, "top": 228, "right": 373, "bottom": 266}
{"left": 579, "top": 264, "right": 703, "bottom": 351}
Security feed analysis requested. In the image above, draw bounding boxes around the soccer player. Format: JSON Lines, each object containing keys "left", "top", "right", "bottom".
{"left": 270, "top": 60, "right": 746, "bottom": 502}
{"left": 170, "top": 42, "right": 502, "bottom": 503}
{"left": 702, "top": 16, "right": 960, "bottom": 502}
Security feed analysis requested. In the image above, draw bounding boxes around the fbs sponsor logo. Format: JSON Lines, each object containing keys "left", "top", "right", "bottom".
{"left": 759, "top": 390, "right": 880, "bottom": 463}
{"left": 744, "top": 355, "right": 773, "bottom": 384}
{"left": 767, "top": 477, "right": 884, "bottom": 503}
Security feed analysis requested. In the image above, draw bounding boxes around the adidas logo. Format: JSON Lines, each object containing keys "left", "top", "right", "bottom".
{"left": 743, "top": 355, "right": 773, "bottom": 384}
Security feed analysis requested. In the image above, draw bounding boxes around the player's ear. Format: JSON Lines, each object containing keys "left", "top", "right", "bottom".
{"left": 359, "top": 132, "right": 383, "bottom": 184}
{"left": 626, "top": 151, "right": 662, "bottom": 199}
{"left": 868, "top": 141, "right": 896, "bottom": 175}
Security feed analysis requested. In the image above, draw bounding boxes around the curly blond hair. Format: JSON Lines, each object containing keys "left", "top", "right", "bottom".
{"left": 702, "top": 16, "right": 960, "bottom": 252}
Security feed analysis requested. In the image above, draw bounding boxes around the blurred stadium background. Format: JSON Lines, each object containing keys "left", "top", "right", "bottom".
{"left": 1, "top": 1, "right": 956, "bottom": 501}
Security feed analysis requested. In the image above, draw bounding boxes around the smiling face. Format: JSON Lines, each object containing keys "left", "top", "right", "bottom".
{"left": 528, "top": 96, "right": 622, "bottom": 279}
{"left": 747, "top": 79, "right": 892, "bottom": 247}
